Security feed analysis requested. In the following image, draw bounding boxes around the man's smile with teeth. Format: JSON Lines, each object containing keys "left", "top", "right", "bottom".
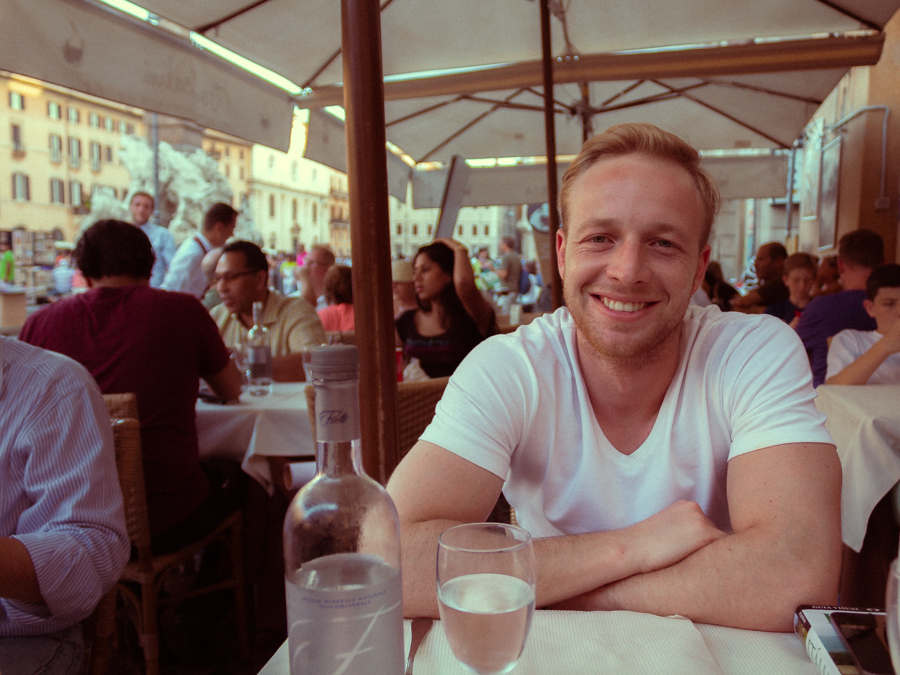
{"left": 600, "top": 296, "right": 649, "bottom": 312}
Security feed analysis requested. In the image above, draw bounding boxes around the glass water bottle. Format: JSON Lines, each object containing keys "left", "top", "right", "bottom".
{"left": 246, "top": 301, "right": 273, "bottom": 396}
{"left": 283, "top": 345, "right": 404, "bottom": 675}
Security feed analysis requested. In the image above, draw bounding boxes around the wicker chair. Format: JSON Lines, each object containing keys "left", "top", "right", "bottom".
{"left": 100, "top": 394, "right": 249, "bottom": 675}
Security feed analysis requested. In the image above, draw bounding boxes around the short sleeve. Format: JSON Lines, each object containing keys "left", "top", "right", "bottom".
{"left": 826, "top": 330, "right": 862, "bottom": 381}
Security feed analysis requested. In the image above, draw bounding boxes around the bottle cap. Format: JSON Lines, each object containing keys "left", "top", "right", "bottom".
{"left": 308, "top": 344, "right": 359, "bottom": 381}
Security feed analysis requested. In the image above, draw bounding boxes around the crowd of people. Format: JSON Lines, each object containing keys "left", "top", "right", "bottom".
{"left": 4, "top": 121, "right": 899, "bottom": 671}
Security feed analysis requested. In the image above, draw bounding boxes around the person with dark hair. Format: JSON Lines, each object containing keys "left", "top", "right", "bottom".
{"left": 317, "top": 264, "right": 355, "bottom": 331}
{"left": 701, "top": 260, "right": 737, "bottom": 312}
{"left": 212, "top": 240, "right": 325, "bottom": 381}
{"left": 813, "top": 255, "right": 842, "bottom": 297}
{"left": 161, "top": 202, "right": 237, "bottom": 297}
{"left": 731, "top": 242, "right": 789, "bottom": 311}
{"left": 129, "top": 191, "right": 175, "bottom": 288}
{"left": 19, "top": 219, "right": 242, "bottom": 554}
{"left": 395, "top": 238, "right": 496, "bottom": 378}
{"left": 825, "top": 264, "right": 900, "bottom": 385}
{"left": 764, "top": 253, "right": 818, "bottom": 326}
{"left": 388, "top": 123, "right": 838, "bottom": 630}
{"left": 796, "top": 229, "right": 885, "bottom": 386}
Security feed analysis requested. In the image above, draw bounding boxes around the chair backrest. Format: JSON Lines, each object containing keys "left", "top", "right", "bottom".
{"left": 396, "top": 377, "right": 450, "bottom": 457}
{"left": 304, "top": 376, "right": 450, "bottom": 459}
{"left": 103, "top": 393, "right": 138, "bottom": 420}
{"left": 109, "top": 417, "right": 153, "bottom": 572}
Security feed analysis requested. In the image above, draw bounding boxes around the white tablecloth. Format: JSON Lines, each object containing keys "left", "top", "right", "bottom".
{"left": 196, "top": 382, "right": 315, "bottom": 493}
{"left": 815, "top": 384, "right": 900, "bottom": 552}
{"left": 258, "top": 610, "right": 816, "bottom": 675}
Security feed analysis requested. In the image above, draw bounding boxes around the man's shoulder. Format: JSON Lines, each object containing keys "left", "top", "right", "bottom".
{"left": 685, "top": 305, "right": 789, "bottom": 351}
{"left": 270, "top": 292, "right": 317, "bottom": 319}
{"left": 2, "top": 338, "right": 95, "bottom": 396}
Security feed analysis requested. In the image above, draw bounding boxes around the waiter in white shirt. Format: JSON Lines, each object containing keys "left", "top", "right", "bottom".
{"left": 162, "top": 203, "right": 237, "bottom": 298}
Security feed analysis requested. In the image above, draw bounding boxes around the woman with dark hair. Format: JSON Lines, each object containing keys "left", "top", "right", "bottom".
{"left": 317, "top": 264, "right": 354, "bottom": 331}
{"left": 396, "top": 238, "right": 496, "bottom": 378}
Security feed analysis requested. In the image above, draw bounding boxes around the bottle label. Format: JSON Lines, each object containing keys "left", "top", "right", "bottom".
{"left": 285, "top": 554, "right": 403, "bottom": 675}
{"left": 247, "top": 345, "right": 271, "bottom": 365}
{"left": 315, "top": 384, "right": 360, "bottom": 442}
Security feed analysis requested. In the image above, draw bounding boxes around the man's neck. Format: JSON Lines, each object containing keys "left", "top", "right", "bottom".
{"left": 239, "top": 291, "right": 269, "bottom": 327}
{"left": 87, "top": 275, "right": 149, "bottom": 289}
{"left": 840, "top": 264, "right": 871, "bottom": 291}
{"left": 575, "top": 328, "right": 682, "bottom": 455}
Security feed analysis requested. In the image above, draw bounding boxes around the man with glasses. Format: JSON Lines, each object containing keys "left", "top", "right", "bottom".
{"left": 212, "top": 241, "right": 326, "bottom": 381}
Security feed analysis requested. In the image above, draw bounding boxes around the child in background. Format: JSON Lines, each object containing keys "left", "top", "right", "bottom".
{"left": 825, "top": 263, "right": 900, "bottom": 385}
{"left": 764, "top": 252, "right": 817, "bottom": 328}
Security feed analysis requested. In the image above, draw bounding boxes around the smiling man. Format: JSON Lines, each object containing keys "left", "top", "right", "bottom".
{"left": 387, "top": 123, "right": 841, "bottom": 631}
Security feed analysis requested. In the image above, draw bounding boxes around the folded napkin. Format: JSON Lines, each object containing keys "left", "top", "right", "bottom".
{"left": 404, "top": 610, "right": 726, "bottom": 675}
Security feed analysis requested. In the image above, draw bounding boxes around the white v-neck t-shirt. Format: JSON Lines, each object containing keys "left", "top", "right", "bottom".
{"left": 421, "top": 306, "right": 832, "bottom": 537}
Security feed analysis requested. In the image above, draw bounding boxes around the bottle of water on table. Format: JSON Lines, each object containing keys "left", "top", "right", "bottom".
{"left": 246, "top": 300, "right": 273, "bottom": 396}
{"left": 283, "top": 345, "right": 404, "bottom": 675}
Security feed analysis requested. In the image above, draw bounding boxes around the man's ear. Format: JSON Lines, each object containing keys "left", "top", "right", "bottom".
{"left": 556, "top": 229, "right": 566, "bottom": 282}
{"left": 864, "top": 298, "right": 876, "bottom": 319}
{"left": 692, "top": 244, "right": 712, "bottom": 295}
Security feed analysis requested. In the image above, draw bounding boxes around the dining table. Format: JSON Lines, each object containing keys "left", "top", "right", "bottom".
{"left": 257, "top": 610, "right": 817, "bottom": 675}
{"left": 196, "top": 381, "right": 315, "bottom": 494}
{"left": 814, "top": 384, "right": 900, "bottom": 553}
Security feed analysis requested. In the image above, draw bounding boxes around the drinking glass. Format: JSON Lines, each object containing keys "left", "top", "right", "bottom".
{"left": 886, "top": 559, "right": 900, "bottom": 673}
{"left": 437, "top": 523, "right": 536, "bottom": 675}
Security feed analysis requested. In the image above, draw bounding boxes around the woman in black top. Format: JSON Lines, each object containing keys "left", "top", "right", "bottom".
{"left": 395, "top": 239, "right": 496, "bottom": 378}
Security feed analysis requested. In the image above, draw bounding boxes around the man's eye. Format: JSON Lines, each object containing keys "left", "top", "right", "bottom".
{"left": 655, "top": 239, "right": 674, "bottom": 248}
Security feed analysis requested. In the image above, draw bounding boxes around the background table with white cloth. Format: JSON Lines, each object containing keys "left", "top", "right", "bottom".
{"left": 815, "top": 384, "right": 900, "bottom": 608}
{"left": 258, "top": 611, "right": 817, "bottom": 675}
{"left": 196, "top": 382, "right": 315, "bottom": 493}
{"left": 814, "top": 384, "right": 900, "bottom": 553}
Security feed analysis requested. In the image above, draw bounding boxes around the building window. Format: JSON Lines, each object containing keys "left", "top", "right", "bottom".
{"left": 292, "top": 199, "right": 298, "bottom": 221}
{"left": 68, "top": 107, "right": 79, "bottom": 123}
{"left": 50, "top": 179, "right": 65, "bottom": 204}
{"left": 105, "top": 146, "right": 113, "bottom": 162}
{"left": 49, "top": 134, "right": 62, "bottom": 163}
{"left": 104, "top": 117, "right": 114, "bottom": 132}
{"left": 484, "top": 224, "right": 490, "bottom": 235}
{"left": 457, "top": 225, "right": 463, "bottom": 236}
{"left": 90, "top": 142, "right": 102, "bottom": 171}
{"left": 68, "top": 137, "right": 81, "bottom": 168}
{"left": 224, "top": 165, "right": 230, "bottom": 178}
{"left": 312, "top": 203, "right": 317, "bottom": 222}
{"left": 12, "top": 173, "right": 30, "bottom": 201}
{"left": 269, "top": 194, "right": 275, "bottom": 217}
{"left": 472, "top": 225, "right": 477, "bottom": 236}
{"left": 69, "top": 181, "right": 83, "bottom": 207}
{"left": 412, "top": 224, "right": 418, "bottom": 236}
{"left": 239, "top": 166, "right": 245, "bottom": 180}
{"left": 48, "top": 101, "right": 61, "bottom": 119}
{"left": 126, "top": 123, "right": 135, "bottom": 135}
{"left": 427, "top": 225, "right": 433, "bottom": 235}
{"left": 239, "top": 149, "right": 244, "bottom": 160}
{"left": 224, "top": 147, "right": 230, "bottom": 157}
{"left": 118, "top": 120, "right": 127, "bottom": 134}
{"left": 11, "top": 125, "right": 23, "bottom": 152}
{"left": 9, "top": 91, "right": 24, "bottom": 110}
{"left": 89, "top": 112, "right": 100, "bottom": 128}
{"left": 396, "top": 224, "right": 402, "bottom": 235}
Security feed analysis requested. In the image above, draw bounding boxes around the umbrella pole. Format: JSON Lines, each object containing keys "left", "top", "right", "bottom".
{"left": 341, "top": 0, "right": 400, "bottom": 484}
{"left": 540, "top": 0, "right": 564, "bottom": 310}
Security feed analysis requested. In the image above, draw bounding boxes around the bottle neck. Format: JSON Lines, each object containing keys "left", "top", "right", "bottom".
{"left": 252, "top": 301, "right": 264, "bottom": 328}
{"left": 313, "top": 377, "right": 363, "bottom": 477}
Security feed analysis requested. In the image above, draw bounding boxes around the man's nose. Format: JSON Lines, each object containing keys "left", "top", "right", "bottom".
{"left": 605, "top": 241, "right": 649, "bottom": 284}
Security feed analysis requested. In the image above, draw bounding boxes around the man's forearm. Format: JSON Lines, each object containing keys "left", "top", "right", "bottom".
{"left": 0, "top": 537, "right": 43, "bottom": 603}
{"left": 565, "top": 520, "right": 840, "bottom": 631}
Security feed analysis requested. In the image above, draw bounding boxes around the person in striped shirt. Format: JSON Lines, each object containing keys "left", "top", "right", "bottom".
{"left": 0, "top": 338, "right": 129, "bottom": 674}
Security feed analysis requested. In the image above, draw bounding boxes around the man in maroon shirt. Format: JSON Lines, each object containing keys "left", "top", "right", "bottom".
{"left": 20, "top": 219, "right": 242, "bottom": 553}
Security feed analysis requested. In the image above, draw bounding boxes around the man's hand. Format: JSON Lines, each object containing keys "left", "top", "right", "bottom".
{"left": 624, "top": 501, "right": 726, "bottom": 575}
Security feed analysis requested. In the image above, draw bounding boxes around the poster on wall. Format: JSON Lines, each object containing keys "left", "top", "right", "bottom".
{"left": 818, "top": 137, "right": 842, "bottom": 250}
{"left": 800, "top": 118, "right": 824, "bottom": 220}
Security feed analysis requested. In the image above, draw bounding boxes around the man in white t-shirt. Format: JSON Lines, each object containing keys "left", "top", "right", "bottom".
{"left": 387, "top": 123, "right": 840, "bottom": 631}
{"left": 826, "top": 263, "right": 900, "bottom": 385}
